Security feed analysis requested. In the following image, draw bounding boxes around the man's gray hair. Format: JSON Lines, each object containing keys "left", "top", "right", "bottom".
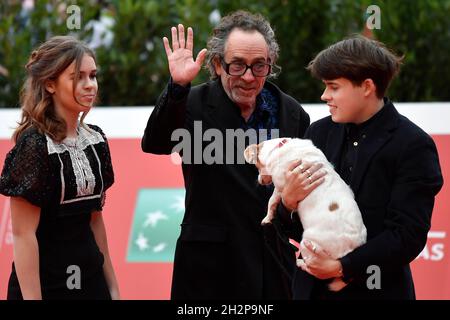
{"left": 205, "top": 10, "right": 280, "bottom": 80}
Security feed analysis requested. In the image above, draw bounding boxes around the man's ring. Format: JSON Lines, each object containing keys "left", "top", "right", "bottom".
{"left": 308, "top": 176, "right": 312, "bottom": 184}
{"left": 299, "top": 164, "right": 305, "bottom": 172}
{"left": 313, "top": 246, "right": 316, "bottom": 253}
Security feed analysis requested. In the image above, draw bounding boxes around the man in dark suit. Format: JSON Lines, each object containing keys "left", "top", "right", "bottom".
{"left": 279, "top": 36, "right": 443, "bottom": 299}
{"left": 141, "top": 11, "right": 318, "bottom": 299}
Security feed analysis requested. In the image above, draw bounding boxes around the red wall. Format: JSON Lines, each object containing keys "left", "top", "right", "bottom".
{"left": 0, "top": 136, "right": 449, "bottom": 299}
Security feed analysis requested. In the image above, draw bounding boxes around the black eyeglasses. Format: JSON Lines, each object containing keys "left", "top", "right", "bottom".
{"left": 220, "top": 57, "right": 276, "bottom": 77}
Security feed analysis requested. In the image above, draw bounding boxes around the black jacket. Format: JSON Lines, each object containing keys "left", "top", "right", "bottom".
{"left": 142, "top": 79, "right": 310, "bottom": 299}
{"left": 292, "top": 100, "right": 443, "bottom": 300}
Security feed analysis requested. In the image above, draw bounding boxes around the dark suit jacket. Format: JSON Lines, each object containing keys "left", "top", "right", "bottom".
{"left": 142, "top": 79, "right": 310, "bottom": 299}
{"left": 292, "top": 100, "right": 443, "bottom": 300}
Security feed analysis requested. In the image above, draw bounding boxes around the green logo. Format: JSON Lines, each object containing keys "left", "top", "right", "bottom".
{"left": 127, "top": 188, "right": 185, "bottom": 262}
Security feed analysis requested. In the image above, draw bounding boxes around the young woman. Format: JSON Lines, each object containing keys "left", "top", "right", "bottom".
{"left": 0, "top": 36, "right": 120, "bottom": 299}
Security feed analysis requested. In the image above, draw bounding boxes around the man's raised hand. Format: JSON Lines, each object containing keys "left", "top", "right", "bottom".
{"left": 163, "top": 24, "right": 207, "bottom": 87}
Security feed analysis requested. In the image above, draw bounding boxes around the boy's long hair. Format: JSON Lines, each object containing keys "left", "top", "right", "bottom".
{"left": 13, "top": 36, "right": 96, "bottom": 143}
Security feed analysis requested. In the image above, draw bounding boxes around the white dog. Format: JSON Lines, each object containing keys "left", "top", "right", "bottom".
{"left": 244, "top": 138, "right": 367, "bottom": 291}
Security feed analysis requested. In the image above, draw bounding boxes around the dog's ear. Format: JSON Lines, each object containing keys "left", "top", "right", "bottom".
{"left": 244, "top": 144, "right": 258, "bottom": 164}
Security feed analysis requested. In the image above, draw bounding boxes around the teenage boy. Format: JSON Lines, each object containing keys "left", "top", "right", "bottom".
{"left": 279, "top": 35, "right": 443, "bottom": 300}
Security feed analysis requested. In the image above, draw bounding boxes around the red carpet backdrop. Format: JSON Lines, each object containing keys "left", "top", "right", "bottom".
{"left": 0, "top": 104, "right": 449, "bottom": 299}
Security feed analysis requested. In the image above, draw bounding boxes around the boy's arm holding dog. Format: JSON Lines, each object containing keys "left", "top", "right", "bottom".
{"left": 336, "top": 134, "right": 442, "bottom": 281}
{"left": 276, "top": 159, "right": 326, "bottom": 242}
{"left": 298, "top": 121, "right": 443, "bottom": 283}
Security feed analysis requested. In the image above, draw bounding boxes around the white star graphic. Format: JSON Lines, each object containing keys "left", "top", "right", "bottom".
{"left": 135, "top": 233, "right": 149, "bottom": 251}
{"left": 153, "top": 242, "right": 167, "bottom": 253}
{"left": 143, "top": 211, "right": 168, "bottom": 228}
{"left": 170, "top": 196, "right": 185, "bottom": 213}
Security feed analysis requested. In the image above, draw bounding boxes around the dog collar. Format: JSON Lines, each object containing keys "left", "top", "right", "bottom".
{"left": 277, "top": 138, "right": 289, "bottom": 148}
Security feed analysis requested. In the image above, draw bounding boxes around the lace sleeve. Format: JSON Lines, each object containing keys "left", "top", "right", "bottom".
{"left": 0, "top": 128, "right": 53, "bottom": 207}
{"left": 86, "top": 124, "right": 114, "bottom": 210}
{"left": 101, "top": 130, "right": 114, "bottom": 192}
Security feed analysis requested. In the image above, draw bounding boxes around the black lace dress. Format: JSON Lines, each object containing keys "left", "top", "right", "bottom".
{"left": 0, "top": 124, "right": 114, "bottom": 299}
